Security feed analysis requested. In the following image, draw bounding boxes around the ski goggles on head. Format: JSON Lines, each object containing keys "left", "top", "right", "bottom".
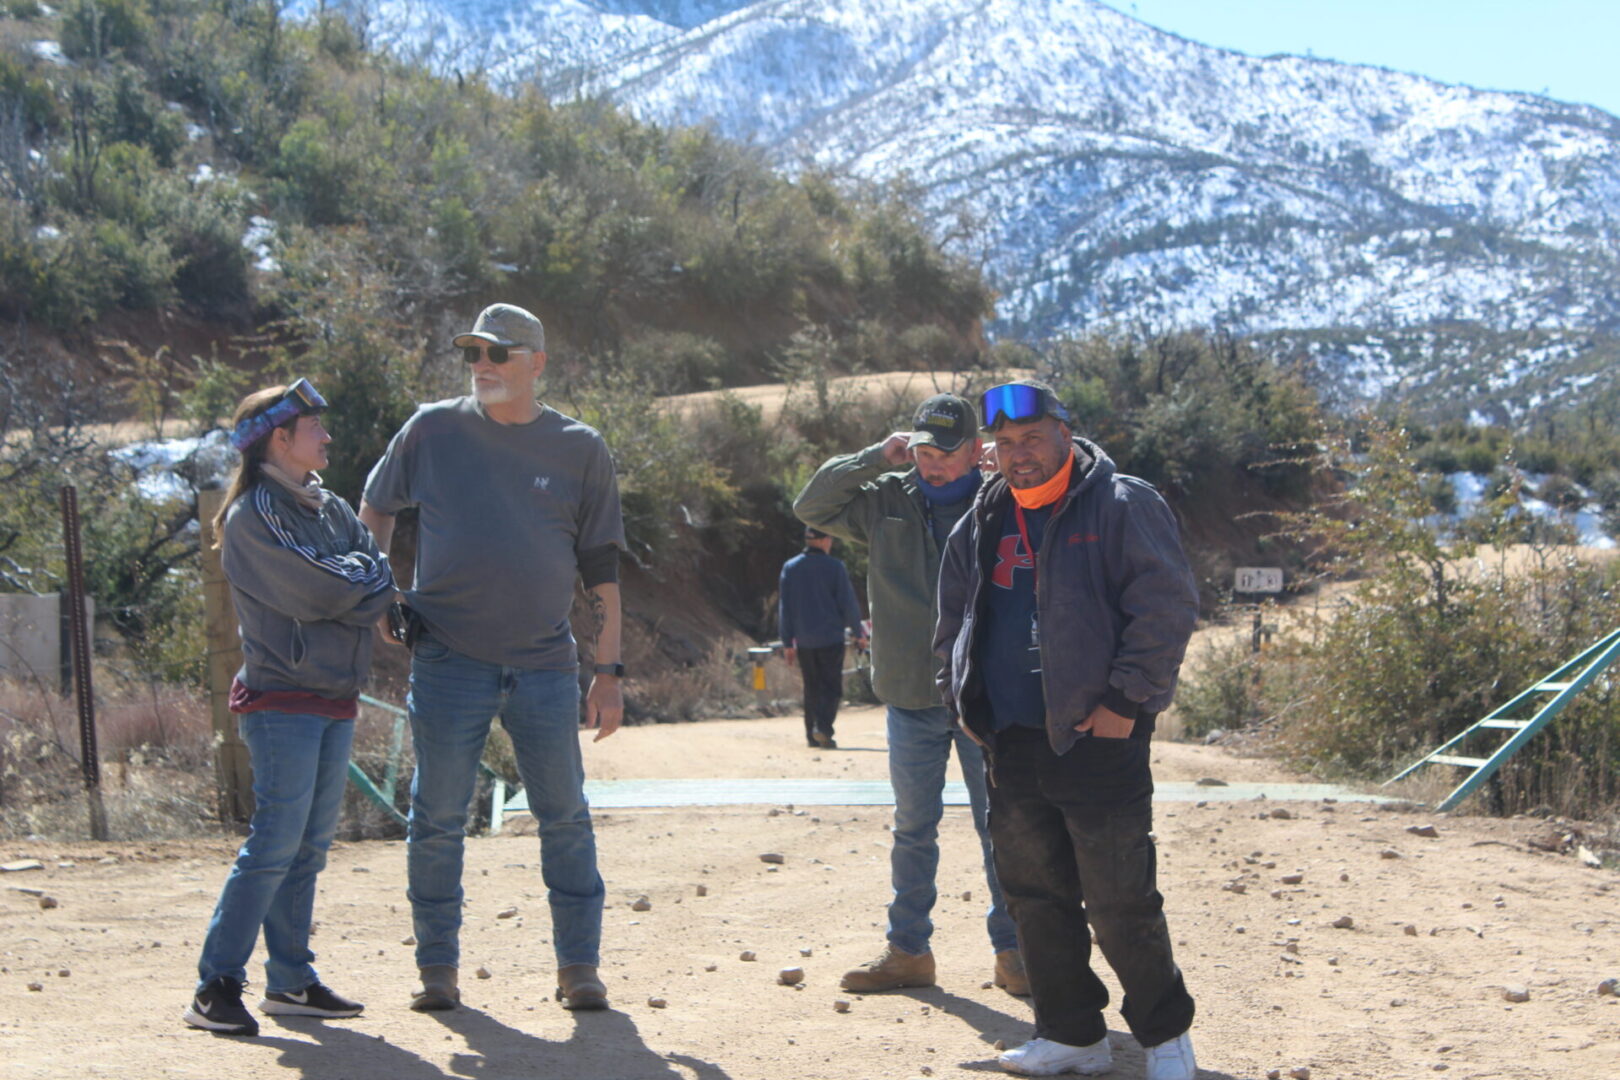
{"left": 460, "top": 344, "right": 527, "bottom": 365}
{"left": 229, "top": 378, "right": 329, "bottom": 450}
{"left": 979, "top": 382, "right": 1071, "bottom": 432}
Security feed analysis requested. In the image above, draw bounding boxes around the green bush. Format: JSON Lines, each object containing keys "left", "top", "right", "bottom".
{"left": 60, "top": 0, "right": 153, "bottom": 61}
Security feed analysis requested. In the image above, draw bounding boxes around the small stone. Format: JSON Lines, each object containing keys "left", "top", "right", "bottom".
{"left": 1404, "top": 924, "right": 1419, "bottom": 937}
{"left": 1284, "top": 943, "right": 1300, "bottom": 954}
{"left": 1597, "top": 977, "right": 1618, "bottom": 996}
{"left": 704, "top": 964, "right": 718, "bottom": 972}
{"left": 631, "top": 897, "right": 652, "bottom": 912}
{"left": 1267, "top": 1071, "right": 1282, "bottom": 1080}
{"left": 1222, "top": 882, "right": 1247, "bottom": 894}
{"left": 994, "top": 1040, "right": 1007, "bottom": 1051}
{"left": 768, "top": 808, "right": 782, "bottom": 817}
{"left": 1433, "top": 1064, "right": 1449, "bottom": 1071}
{"left": 1280, "top": 873, "right": 1304, "bottom": 885}
{"left": 57, "top": 969, "right": 69, "bottom": 977}
{"left": 778, "top": 967, "right": 805, "bottom": 986}
{"left": 695, "top": 884, "right": 708, "bottom": 897}
{"left": 1327, "top": 957, "right": 1339, "bottom": 966}
{"left": 833, "top": 999, "right": 851, "bottom": 1013}
{"left": 1577, "top": 845, "right": 1601, "bottom": 868}
{"left": 1196, "top": 777, "right": 1229, "bottom": 786}
{"left": 496, "top": 907, "right": 519, "bottom": 919}
{"left": 739, "top": 951, "right": 756, "bottom": 962}
{"left": 1339, "top": 872, "right": 1350, "bottom": 882}
{"left": 403, "top": 935, "right": 416, "bottom": 946}
{"left": 27, "top": 982, "right": 43, "bottom": 992}
{"left": 800, "top": 948, "right": 813, "bottom": 957}
{"left": 351, "top": 866, "right": 370, "bottom": 873}
{"left": 1270, "top": 890, "right": 1284, "bottom": 899}
{"left": 759, "top": 853, "right": 785, "bottom": 864}
{"left": 38, "top": 896, "right": 58, "bottom": 910}
{"left": 961, "top": 890, "right": 972, "bottom": 902}
{"left": 921, "top": 1067, "right": 934, "bottom": 1076}
{"left": 1407, "top": 824, "right": 1440, "bottom": 838}
{"left": 1290, "top": 1068, "right": 1311, "bottom": 1080}
{"left": 1235, "top": 926, "right": 1247, "bottom": 934}
{"left": 1502, "top": 985, "right": 1530, "bottom": 1003}
{"left": 475, "top": 966, "right": 492, "bottom": 980}
{"left": 1331, "top": 915, "right": 1354, "bottom": 929}
{"left": 1270, "top": 808, "right": 1294, "bottom": 820}
{"left": 648, "top": 996, "right": 667, "bottom": 1008}
{"left": 1380, "top": 848, "right": 1402, "bottom": 859}
{"left": 1, "top": 860, "right": 44, "bottom": 873}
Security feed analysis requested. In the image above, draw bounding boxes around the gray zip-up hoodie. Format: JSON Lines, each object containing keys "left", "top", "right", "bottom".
{"left": 934, "top": 436, "right": 1199, "bottom": 755}
{"left": 221, "top": 479, "right": 395, "bottom": 700}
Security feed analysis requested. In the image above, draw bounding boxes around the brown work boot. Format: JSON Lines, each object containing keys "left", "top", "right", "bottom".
{"left": 555, "top": 963, "right": 609, "bottom": 1010}
{"left": 410, "top": 964, "right": 460, "bottom": 1011}
{"left": 994, "top": 949, "right": 1031, "bottom": 996}
{"left": 840, "top": 945, "right": 936, "bottom": 992}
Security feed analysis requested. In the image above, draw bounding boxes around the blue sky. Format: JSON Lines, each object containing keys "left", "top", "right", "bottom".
{"left": 1096, "top": 1, "right": 1620, "bottom": 117}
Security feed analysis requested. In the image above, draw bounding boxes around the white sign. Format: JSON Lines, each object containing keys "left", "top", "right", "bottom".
{"left": 1234, "top": 567, "right": 1284, "bottom": 594}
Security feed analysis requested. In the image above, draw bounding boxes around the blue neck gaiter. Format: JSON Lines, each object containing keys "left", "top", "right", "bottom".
{"left": 917, "top": 469, "right": 981, "bottom": 505}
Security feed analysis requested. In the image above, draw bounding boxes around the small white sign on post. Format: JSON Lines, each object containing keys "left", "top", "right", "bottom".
{"left": 1234, "top": 567, "right": 1284, "bottom": 594}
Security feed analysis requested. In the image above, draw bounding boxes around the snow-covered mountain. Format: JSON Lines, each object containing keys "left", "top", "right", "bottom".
{"left": 319, "top": 0, "right": 1620, "bottom": 419}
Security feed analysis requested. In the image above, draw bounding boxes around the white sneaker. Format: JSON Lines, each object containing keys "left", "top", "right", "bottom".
{"left": 998, "top": 1036, "right": 1113, "bottom": 1076}
{"left": 1144, "top": 1032, "right": 1197, "bottom": 1080}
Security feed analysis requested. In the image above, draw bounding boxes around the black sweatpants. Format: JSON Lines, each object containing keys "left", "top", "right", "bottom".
{"left": 987, "top": 724, "right": 1195, "bottom": 1050}
{"left": 796, "top": 643, "right": 845, "bottom": 744}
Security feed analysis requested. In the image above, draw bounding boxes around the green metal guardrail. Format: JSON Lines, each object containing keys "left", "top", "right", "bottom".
{"left": 350, "top": 694, "right": 506, "bottom": 829}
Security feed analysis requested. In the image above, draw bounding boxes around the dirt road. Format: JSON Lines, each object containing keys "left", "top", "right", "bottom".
{"left": 3, "top": 706, "right": 1617, "bottom": 1079}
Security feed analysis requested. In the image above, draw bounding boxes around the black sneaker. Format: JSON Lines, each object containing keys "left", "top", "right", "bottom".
{"left": 259, "top": 982, "right": 365, "bottom": 1018}
{"left": 184, "top": 976, "right": 260, "bottom": 1036}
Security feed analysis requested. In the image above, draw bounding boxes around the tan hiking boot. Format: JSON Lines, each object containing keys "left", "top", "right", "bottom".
{"left": 994, "top": 949, "right": 1031, "bottom": 996}
{"left": 410, "top": 964, "right": 459, "bottom": 1011}
{"left": 839, "top": 946, "right": 936, "bottom": 992}
{"left": 555, "top": 963, "right": 609, "bottom": 1010}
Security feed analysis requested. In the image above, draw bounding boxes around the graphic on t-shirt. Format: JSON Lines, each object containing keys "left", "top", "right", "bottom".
{"left": 991, "top": 534, "right": 1033, "bottom": 589}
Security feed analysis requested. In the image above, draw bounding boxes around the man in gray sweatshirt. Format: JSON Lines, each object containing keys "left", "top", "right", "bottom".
{"left": 360, "top": 303, "right": 626, "bottom": 1014}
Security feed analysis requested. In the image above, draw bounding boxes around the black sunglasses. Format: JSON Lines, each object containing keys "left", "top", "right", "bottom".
{"left": 461, "top": 344, "right": 527, "bottom": 365}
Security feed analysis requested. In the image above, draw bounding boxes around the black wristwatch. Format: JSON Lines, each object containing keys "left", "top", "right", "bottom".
{"left": 592, "top": 662, "right": 626, "bottom": 678}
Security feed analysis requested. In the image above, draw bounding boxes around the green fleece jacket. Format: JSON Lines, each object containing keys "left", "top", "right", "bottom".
{"left": 793, "top": 442, "right": 974, "bottom": 710}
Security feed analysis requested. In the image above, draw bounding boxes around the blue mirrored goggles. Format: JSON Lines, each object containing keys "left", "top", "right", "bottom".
{"left": 980, "top": 383, "right": 1070, "bottom": 431}
{"left": 229, "top": 378, "right": 329, "bottom": 451}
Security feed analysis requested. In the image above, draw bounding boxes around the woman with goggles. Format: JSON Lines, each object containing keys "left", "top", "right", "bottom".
{"left": 184, "top": 380, "right": 395, "bottom": 1037}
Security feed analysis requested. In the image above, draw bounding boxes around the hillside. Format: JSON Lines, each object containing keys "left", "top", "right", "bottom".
{"left": 327, "top": 0, "right": 1620, "bottom": 421}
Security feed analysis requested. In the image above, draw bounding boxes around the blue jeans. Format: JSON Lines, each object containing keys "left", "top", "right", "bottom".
{"left": 886, "top": 705, "right": 1018, "bottom": 956}
{"left": 196, "top": 710, "right": 354, "bottom": 993}
{"left": 406, "top": 637, "right": 603, "bottom": 970}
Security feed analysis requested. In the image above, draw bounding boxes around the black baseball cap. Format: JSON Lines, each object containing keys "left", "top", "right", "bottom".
{"left": 907, "top": 393, "right": 975, "bottom": 453}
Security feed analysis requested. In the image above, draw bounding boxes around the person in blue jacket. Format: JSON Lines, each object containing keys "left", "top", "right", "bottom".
{"left": 184, "top": 379, "right": 394, "bottom": 1037}
{"left": 778, "top": 526, "right": 867, "bottom": 748}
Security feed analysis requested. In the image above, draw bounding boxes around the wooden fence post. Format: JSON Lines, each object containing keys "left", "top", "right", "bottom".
{"left": 199, "top": 489, "right": 253, "bottom": 829}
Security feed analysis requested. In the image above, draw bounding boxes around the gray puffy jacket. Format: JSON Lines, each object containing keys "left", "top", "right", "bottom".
{"left": 934, "top": 437, "right": 1199, "bottom": 755}
{"left": 221, "top": 480, "right": 395, "bottom": 700}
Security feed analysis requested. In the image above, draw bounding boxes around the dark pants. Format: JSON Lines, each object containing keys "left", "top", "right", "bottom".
{"left": 797, "top": 644, "right": 845, "bottom": 743}
{"left": 987, "top": 725, "right": 1194, "bottom": 1050}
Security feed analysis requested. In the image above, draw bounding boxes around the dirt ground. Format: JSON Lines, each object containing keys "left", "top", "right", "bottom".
{"left": 3, "top": 705, "right": 1617, "bottom": 1080}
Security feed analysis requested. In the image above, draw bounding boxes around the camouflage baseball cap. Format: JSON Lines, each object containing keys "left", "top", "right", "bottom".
{"left": 452, "top": 303, "right": 546, "bottom": 353}
{"left": 907, "top": 393, "right": 975, "bottom": 452}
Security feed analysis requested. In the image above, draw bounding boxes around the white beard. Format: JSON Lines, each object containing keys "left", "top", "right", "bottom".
{"left": 472, "top": 376, "right": 512, "bottom": 404}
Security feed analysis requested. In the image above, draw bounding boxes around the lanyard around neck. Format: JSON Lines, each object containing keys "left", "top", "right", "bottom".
{"left": 1013, "top": 503, "right": 1038, "bottom": 595}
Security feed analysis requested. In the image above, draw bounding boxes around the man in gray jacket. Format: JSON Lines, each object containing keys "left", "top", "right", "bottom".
{"left": 795, "top": 393, "right": 1024, "bottom": 995}
{"left": 935, "top": 381, "right": 1199, "bottom": 1080}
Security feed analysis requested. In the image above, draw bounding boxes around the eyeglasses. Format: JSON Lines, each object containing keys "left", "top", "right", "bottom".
{"left": 461, "top": 344, "right": 527, "bottom": 365}
{"left": 230, "top": 377, "right": 329, "bottom": 450}
{"left": 980, "top": 383, "right": 1070, "bottom": 432}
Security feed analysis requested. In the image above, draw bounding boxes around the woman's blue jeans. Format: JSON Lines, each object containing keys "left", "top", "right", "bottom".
{"left": 405, "top": 637, "right": 603, "bottom": 971}
{"left": 196, "top": 710, "right": 354, "bottom": 993}
{"left": 886, "top": 704, "right": 1018, "bottom": 956}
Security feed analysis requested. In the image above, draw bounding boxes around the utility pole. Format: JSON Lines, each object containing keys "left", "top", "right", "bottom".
{"left": 199, "top": 489, "right": 254, "bottom": 829}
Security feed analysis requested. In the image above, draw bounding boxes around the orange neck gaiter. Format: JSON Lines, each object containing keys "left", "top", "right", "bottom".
{"left": 1010, "top": 450, "right": 1075, "bottom": 509}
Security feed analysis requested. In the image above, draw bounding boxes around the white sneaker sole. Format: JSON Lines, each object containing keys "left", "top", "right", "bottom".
{"left": 182, "top": 1006, "right": 257, "bottom": 1034}
{"left": 258, "top": 997, "right": 364, "bottom": 1018}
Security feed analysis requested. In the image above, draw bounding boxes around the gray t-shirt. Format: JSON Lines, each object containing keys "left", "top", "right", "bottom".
{"left": 363, "top": 397, "right": 625, "bottom": 670}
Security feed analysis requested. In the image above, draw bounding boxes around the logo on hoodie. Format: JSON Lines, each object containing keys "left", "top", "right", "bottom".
{"left": 991, "top": 534, "right": 1033, "bottom": 589}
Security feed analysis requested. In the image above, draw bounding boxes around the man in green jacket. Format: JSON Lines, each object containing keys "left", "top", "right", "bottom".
{"left": 794, "top": 393, "right": 1025, "bottom": 995}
